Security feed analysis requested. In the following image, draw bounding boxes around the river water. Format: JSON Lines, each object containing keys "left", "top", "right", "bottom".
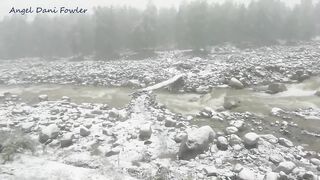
{"left": 1, "top": 77, "right": 320, "bottom": 150}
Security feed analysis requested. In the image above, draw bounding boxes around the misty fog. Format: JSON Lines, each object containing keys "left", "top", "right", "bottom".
{"left": 0, "top": 0, "right": 319, "bottom": 59}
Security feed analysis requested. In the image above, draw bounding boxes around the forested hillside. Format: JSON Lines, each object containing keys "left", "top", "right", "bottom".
{"left": 0, "top": 0, "right": 319, "bottom": 59}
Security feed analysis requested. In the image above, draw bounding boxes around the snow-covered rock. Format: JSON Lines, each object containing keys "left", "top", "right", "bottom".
{"left": 178, "top": 126, "right": 215, "bottom": 159}
{"left": 243, "top": 132, "right": 259, "bottom": 147}
{"left": 39, "top": 124, "right": 60, "bottom": 143}
{"left": 229, "top": 77, "right": 244, "bottom": 89}
{"left": 275, "top": 161, "right": 296, "bottom": 174}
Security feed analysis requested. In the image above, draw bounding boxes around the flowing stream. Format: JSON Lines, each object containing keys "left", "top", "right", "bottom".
{"left": 1, "top": 77, "right": 320, "bottom": 150}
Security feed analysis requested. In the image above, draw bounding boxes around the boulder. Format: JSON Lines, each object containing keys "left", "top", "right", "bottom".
{"left": 302, "top": 171, "right": 315, "bottom": 179}
{"left": 203, "top": 166, "right": 218, "bottom": 176}
{"left": 21, "top": 122, "right": 35, "bottom": 133}
{"left": 264, "top": 172, "right": 279, "bottom": 180}
{"left": 267, "top": 83, "right": 287, "bottom": 94}
{"left": 269, "top": 154, "right": 284, "bottom": 164}
{"left": 271, "top": 107, "right": 284, "bottom": 116}
{"left": 61, "top": 96, "right": 71, "bottom": 102}
{"left": 260, "top": 134, "right": 278, "bottom": 144}
{"left": 243, "top": 132, "right": 259, "bottom": 147}
{"left": 105, "top": 147, "right": 121, "bottom": 157}
{"left": 229, "top": 134, "right": 243, "bottom": 146}
{"left": 174, "top": 132, "right": 187, "bottom": 143}
{"left": 80, "top": 126, "right": 90, "bottom": 137}
{"left": 60, "top": 133, "right": 74, "bottom": 148}
{"left": 139, "top": 124, "right": 152, "bottom": 140}
{"left": 165, "top": 118, "right": 177, "bottom": 127}
{"left": 225, "top": 126, "right": 238, "bottom": 135}
{"left": 229, "top": 78, "right": 244, "bottom": 89}
{"left": 38, "top": 94, "right": 48, "bottom": 101}
{"left": 217, "top": 136, "right": 228, "bottom": 151}
{"left": 275, "top": 161, "right": 296, "bottom": 174}
{"left": 310, "top": 158, "right": 320, "bottom": 166}
{"left": 39, "top": 124, "right": 60, "bottom": 143}
{"left": 178, "top": 126, "right": 215, "bottom": 160}
{"left": 229, "top": 120, "right": 244, "bottom": 130}
{"left": 238, "top": 168, "right": 257, "bottom": 180}
{"left": 278, "top": 138, "right": 293, "bottom": 147}
{"left": 223, "top": 97, "right": 240, "bottom": 110}
{"left": 315, "top": 90, "right": 320, "bottom": 97}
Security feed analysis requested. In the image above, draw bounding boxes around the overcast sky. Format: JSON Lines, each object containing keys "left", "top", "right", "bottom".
{"left": 0, "top": 0, "right": 313, "bottom": 19}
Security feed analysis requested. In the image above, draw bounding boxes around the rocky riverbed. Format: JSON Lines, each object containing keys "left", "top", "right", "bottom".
{"left": 0, "top": 41, "right": 320, "bottom": 92}
{"left": 1, "top": 42, "right": 320, "bottom": 179}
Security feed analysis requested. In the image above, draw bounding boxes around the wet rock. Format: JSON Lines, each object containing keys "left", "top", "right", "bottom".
{"left": 315, "top": 90, "right": 320, "bottom": 97}
{"left": 61, "top": 96, "right": 71, "bottom": 102}
{"left": 217, "top": 136, "right": 228, "bottom": 150}
{"left": 229, "top": 120, "right": 244, "bottom": 130}
{"left": 225, "top": 126, "right": 238, "bottom": 134}
{"left": 243, "top": 132, "right": 259, "bottom": 147}
{"left": 275, "top": 161, "right": 296, "bottom": 174}
{"left": 80, "top": 126, "right": 90, "bottom": 137}
{"left": 298, "top": 74, "right": 310, "bottom": 82}
{"left": 165, "top": 118, "right": 177, "bottom": 127}
{"left": 196, "top": 86, "right": 210, "bottom": 94}
{"left": 229, "top": 77, "right": 244, "bottom": 89}
{"left": 178, "top": 126, "right": 215, "bottom": 160}
{"left": 223, "top": 97, "right": 240, "bottom": 110}
{"left": 60, "top": 133, "right": 74, "bottom": 148}
{"left": 278, "top": 138, "right": 293, "bottom": 147}
{"left": 260, "top": 134, "right": 278, "bottom": 144}
{"left": 39, "top": 124, "right": 60, "bottom": 143}
{"left": 229, "top": 134, "right": 243, "bottom": 145}
{"left": 38, "top": 94, "right": 49, "bottom": 101}
{"left": 127, "top": 79, "right": 141, "bottom": 88}
{"left": 267, "top": 83, "right": 287, "bottom": 94}
{"left": 271, "top": 107, "right": 284, "bottom": 116}
{"left": 139, "top": 124, "right": 152, "bottom": 140}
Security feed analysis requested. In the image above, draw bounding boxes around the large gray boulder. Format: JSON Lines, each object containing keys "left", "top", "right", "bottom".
{"left": 229, "top": 78, "right": 244, "bottom": 89}
{"left": 315, "top": 90, "right": 320, "bottom": 97}
{"left": 267, "top": 83, "right": 287, "bottom": 94}
{"left": 178, "top": 126, "right": 215, "bottom": 160}
{"left": 243, "top": 132, "right": 259, "bottom": 147}
{"left": 39, "top": 124, "right": 60, "bottom": 143}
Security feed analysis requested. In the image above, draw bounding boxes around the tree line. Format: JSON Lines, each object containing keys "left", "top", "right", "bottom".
{"left": 0, "top": 0, "right": 319, "bottom": 59}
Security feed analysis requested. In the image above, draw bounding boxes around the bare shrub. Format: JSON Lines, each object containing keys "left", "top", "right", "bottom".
{"left": 0, "top": 129, "right": 37, "bottom": 163}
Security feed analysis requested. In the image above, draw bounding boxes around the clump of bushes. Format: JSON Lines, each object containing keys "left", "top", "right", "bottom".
{"left": 0, "top": 129, "right": 37, "bottom": 163}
